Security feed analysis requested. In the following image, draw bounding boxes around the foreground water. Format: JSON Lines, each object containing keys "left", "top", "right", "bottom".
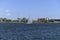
{"left": 0, "top": 23, "right": 60, "bottom": 40}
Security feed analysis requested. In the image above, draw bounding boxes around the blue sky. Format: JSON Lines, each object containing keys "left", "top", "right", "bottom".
{"left": 0, "top": 0, "right": 60, "bottom": 19}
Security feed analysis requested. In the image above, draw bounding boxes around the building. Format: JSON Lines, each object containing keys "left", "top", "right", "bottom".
{"left": 0, "top": 18, "right": 3, "bottom": 22}
{"left": 17, "top": 18, "right": 21, "bottom": 22}
{"left": 53, "top": 19, "right": 60, "bottom": 23}
{"left": 37, "top": 18, "right": 49, "bottom": 23}
{"left": 0, "top": 18, "right": 7, "bottom": 22}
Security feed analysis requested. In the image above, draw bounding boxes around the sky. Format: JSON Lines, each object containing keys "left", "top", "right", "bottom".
{"left": 0, "top": 0, "right": 60, "bottom": 19}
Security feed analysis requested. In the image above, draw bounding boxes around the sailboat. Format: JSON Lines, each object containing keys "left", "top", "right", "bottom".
{"left": 26, "top": 18, "right": 32, "bottom": 24}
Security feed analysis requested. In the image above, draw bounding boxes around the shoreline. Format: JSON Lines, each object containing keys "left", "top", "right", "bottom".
{"left": 0, "top": 22, "right": 60, "bottom": 24}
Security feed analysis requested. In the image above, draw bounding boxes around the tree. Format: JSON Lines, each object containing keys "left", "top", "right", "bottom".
{"left": 6, "top": 19, "right": 12, "bottom": 22}
{"left": 48, "top": 19, "right": 54, "bottom": 22}
{"left": 21, "top": 18, "right": 28, "bottom": 23}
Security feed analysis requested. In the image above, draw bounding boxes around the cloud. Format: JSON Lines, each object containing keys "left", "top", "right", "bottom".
{"left": 5, "top": 9, "right": 11, "bottom": 16}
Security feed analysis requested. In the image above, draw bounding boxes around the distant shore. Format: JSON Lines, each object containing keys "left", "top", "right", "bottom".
{"left": 0, "top": 18, "right": 60, "bottom": 23}
{"left": 0, "top": 22, "right": 60, "bottom": 24}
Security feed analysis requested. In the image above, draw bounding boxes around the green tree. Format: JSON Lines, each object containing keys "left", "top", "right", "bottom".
{"left": 48, "top": 19, "right": 54, "bottom": 22}
{"left": 21, "top": 18, "right": 28, "bottom": 23}
{"left": 6, "top": 20, "right": 12, "bottom": 22}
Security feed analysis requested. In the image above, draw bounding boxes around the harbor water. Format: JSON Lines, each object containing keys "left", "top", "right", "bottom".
{"left": 0, "top": 23, "right": 60, "bottom": 40}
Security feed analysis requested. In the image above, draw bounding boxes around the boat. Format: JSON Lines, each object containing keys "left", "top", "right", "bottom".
{"left": 26, "top": 18, "right": 32, "bottom": 24}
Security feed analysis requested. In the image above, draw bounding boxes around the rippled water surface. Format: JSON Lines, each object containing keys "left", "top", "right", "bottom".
{"left": 0, "top": 23, "right": 60, "bottom": 40}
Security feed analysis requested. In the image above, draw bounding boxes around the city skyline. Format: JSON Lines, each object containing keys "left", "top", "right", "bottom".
{"left": 0, "top": 0, "right": 60, "bottom": 19}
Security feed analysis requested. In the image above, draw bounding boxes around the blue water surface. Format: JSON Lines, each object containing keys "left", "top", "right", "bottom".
{"left": 0, "top": 23, "right": 60, "bottom": 40}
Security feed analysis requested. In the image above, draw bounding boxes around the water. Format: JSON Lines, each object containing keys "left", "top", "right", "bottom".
{"left": 0, "top": 23, "right": 60, "bottom": 40}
